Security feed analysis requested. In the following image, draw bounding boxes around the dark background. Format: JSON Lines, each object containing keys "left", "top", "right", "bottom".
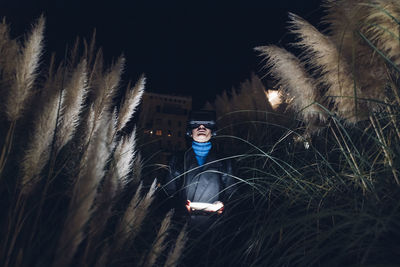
{"left": 0, "top": 0, "right": 323, "bottom": 108}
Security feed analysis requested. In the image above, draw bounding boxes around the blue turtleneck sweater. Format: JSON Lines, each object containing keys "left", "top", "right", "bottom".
{"left": 192, "top": 141, "right": 212, "bottom": 166}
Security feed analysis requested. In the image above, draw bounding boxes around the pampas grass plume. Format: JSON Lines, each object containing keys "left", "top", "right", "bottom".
{"left": 143, "top": 209, "right": 174, "bottom": 267}
{"left": 0, "top": 19, "right": 19, "bottom": 91}
{"left": 362, "top": 0, "right": 400, "bottom": 66}
{"left": 55, "top": 59, "right": 88, "bottom": 152}
{"left": 255, "top": 45, "right": 324, "bottom": 122}
{"left": 117, "top": 179, "right": 157, "bottom": 247}
{"left": 116, "top": 181, "right": 143, "bottom": 247}
{"left": 116, "top": 74, "right": 146, "bottom": 132}
{"left": 164, "top": 223, "right": 188, "bottom": 267}
{"left": 20, "top": 67, "right": 63, "bottom": 194}
{"left": 288, "top": 12, "right": 363, "bottom": 122}
{"left": 6, "top": 16, "right": 45, "bottom": 121}
{"left": 93, "top": 55, "right": 125, "bottom": 119}
{"left": 113, "top": 128, "right": 137, "bottom": 190}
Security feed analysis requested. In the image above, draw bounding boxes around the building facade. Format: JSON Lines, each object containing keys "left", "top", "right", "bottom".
{"left": 138, "top": 92, "right": 192, "bottom": 163}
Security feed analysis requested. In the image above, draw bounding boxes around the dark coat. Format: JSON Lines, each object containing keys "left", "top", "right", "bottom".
{"left": 163, "top": 145, "right": 236, "bottom": 221}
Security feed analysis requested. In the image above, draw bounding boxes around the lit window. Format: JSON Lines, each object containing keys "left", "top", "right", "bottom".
{"left": 156, "top": 130, "right": 162, "bottom": 136}
{"left": 167, "top": 130, "right": 172, "bottom": 137}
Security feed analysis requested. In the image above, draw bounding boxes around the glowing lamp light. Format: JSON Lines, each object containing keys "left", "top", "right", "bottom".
{"left": 266, "top": 89, "right": 282, "bottom": 109}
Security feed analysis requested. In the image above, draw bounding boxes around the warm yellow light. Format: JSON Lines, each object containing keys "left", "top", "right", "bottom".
{"left": 266, "top": 90, "right": 282, "bottom": 108}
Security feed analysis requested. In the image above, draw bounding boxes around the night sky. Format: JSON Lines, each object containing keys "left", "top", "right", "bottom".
{"left": 0, "top": 0, "right": 323, "bottom": 108}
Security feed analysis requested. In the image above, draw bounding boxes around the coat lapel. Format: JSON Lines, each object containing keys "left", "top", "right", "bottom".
{"left": 185, "top": 147, "right": 222, "bottom": 202}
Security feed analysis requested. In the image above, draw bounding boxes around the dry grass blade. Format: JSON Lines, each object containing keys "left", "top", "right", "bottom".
{"left": 53, "top": 113, "right": 113, "bottom": 267}
{"left": 5, "top": 15, "right": 45, "bottom": 121}
{"left": 116, "top": 74, "right": 146, "bottom": 132}
{"left": 143, "top": 210, "right": 174, "bottom": 267}
{"left": 255, "top": 45, "right": 324, "bottom": 122}
{"left": 55, "top": 59, "right": 88, "bottom": 152}
{"left": 164, "top": 224, "right": 188, "bottom": 267}
{"left": 289, "top": 13, "right": 363, "bottom": 123}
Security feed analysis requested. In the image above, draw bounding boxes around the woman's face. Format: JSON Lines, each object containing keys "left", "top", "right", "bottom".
{"left": 191, "top": 125, "right": 212, "bottom": 142}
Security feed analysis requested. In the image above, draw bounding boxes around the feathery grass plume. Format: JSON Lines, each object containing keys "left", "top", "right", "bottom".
{"left": 55, "top": 59, "right": 88, "bottom": 153}
{"left": 20, "top": 65, "right": 63, "bottom": 194}
{"left": 323, "top": 0, "right": 388, "bottom": 111}
{"left": 113, "top": 128, "right": 137, "bottom": 190}
{"left": 80, "top": 55, "right": 121, "bottom": 148}
{"left": 322, "top": 0, "right": 368, "bottom": 61}
{"left": 255, "top": 45, "right": 324, "bottom": 123}
{"left": 289, "top": 13, "right": 366, "bottom": 123}
{"left": 0, "top": 19, "right": 19, "bottom": 90}
{"left": 213, "top": 90, "right": 231, "bottom": 123}
{"left": 142, "top": 209, "right": 174, "bottom": 267}
{"left": 362, "top": 0, "right": 400, "bottom": 67}
{"left": 53, "top": 113, "right": 114, "bottom": 267}
{"left": 115, "top": 181, "right": 143, "bottom": 248}
{"left": 116, "top": 74, "right": 146, "bottom": 132}
{"left": 117, "top": 179, "right": 157, "bottom": 247}
{"left": 244, "top": 73, "right": 272, "bottom": 111}
{"left": 164, "top": 224, "right": 188, "bottom": 267}
{"left": 92, "top": 55, "right": 125, "bottom": 120}
{"left": 5, "top": 15, "right": 45, "bottom": 121}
